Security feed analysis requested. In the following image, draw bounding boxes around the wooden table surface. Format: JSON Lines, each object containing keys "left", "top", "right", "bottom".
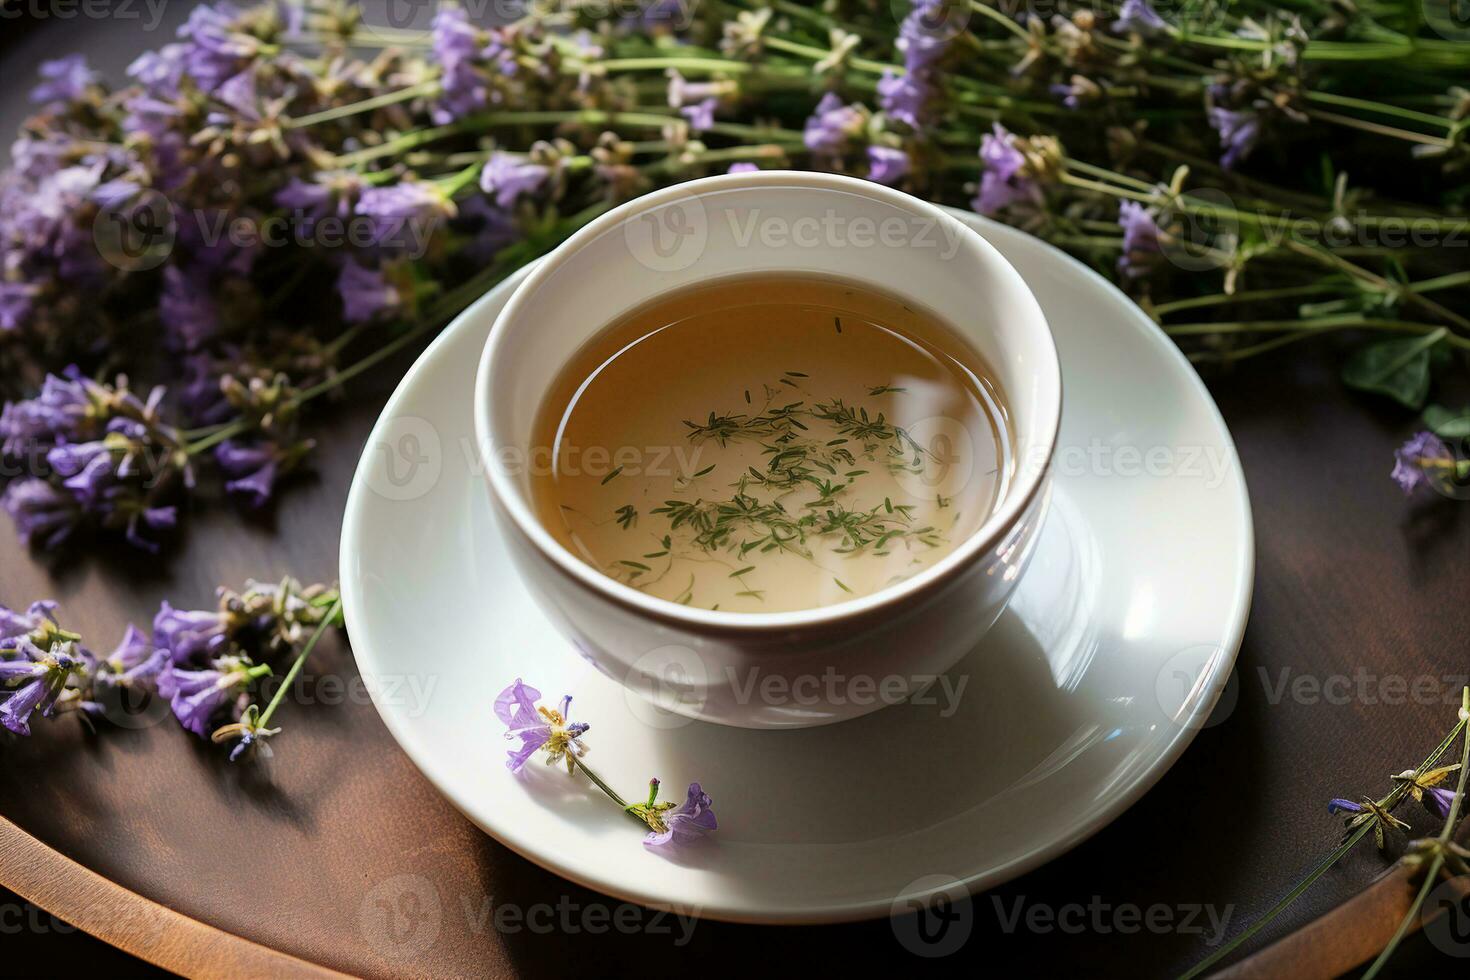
{"left": 2, "top": 10, "right": 1466, "bottom": 980}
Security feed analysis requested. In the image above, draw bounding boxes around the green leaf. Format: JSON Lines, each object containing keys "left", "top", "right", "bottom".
{"left": 1341, "top": 329, "right": 1447, "bottom": 410}
{"left": 1423, "top": 404, "right": 1470, "bottom": 439}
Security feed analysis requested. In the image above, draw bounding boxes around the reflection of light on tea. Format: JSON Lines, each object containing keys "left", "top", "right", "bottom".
{"left": 529, "top": 274, "right": 1013, "bottom": 613}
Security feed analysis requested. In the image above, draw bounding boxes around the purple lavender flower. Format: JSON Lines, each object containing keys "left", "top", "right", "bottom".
{"left": 212, "top": 68, "right": 262, "bottom": 120}
{"left": 0, "top": 641, "right": 84, "bottom": 735}
{"left": 154, "top": 601, "right": 230, "bottom": 665}
{"left": 0, "top": 600, "right": 59, "bottom": 649}
{"left": 643, "top": 780, "right": 718, "bottom": 848}
{"left": 878, "top": 71, "right": 931, "bottom": 131}
{"left": 337, "top": 260, "right": 402, "bottom": 324}
{"left": 680, "top": 98, "right": 718, "bottom": 133}
{"left": 804, "top": 93, "right": 865, "bottom": 155}
{"left": 479, "top": 153, "right": 550, "bottom": 209}
{"left": 973, "top": 124, "right": 1041, "bottom": 215}
{"left": 431, "top": 7, "right": 494, "bottom": 124}
{"left": 210, "top": 706, "right": 280, "bottom": 762}
{"left": 276, "top": 172, "right": 363, "bottom": 234}
{"left": 1051, "top": 75, "right": 1102, "bottom": 111}
{"left": 727, "top": 162, "right": 759, "bottom": 174}
{"left": 866, "top": 146, "right": 910, "bottom": 186}
{"left": 1113, "top": 0, "right": 1169, "bottom": 35}
{"left": 0, "top": 673, "right": 53, "bottom": 736}
{"left": 2, "top": 478, "right": 81, "bottom": 551}
{"left": 127, "top": 44, "right": 189, "bottom": 96}
{"left": 876, "top": 2, "right": 950, "bottom": 130}
{"left": 1209, "top": 107, "right": 1262, "bottom": 170}
{"left": 158, "top": 655, "right": 259, "bottom": 737}
{"left": 494, "top": 678, "right": 589, "bottom": 772}
{"left": 0, "top": 370, "right": 99, "bottom": 456}
{"left": 356, "top": 183, "right": 450, "bottom": 251}
{"left": 92, "top": 179, "right": 143, "bottom": 212}
{"left": 666, "top": 70, "right": 725, "bottom": 109}
{"left": 1117, "top": 201, "right": 1164, "bottom": 278}
{"left": 178, "top": 4, "right": 264, "bottom": 94}
{"left": 160, "top": 265, "right": 220, "bottom": 351}
{"left": 215, "top": 438, "right": 310, "bottom": 508}
{"left": 1423, "top": 786, "right": 1456, "bottom": 819}
{"left": 30, "top": 55, "right": 97, "bottom": 107}
{"left": 1327, "top": 798, "right": 1364, "bottom": 815}
{"left": 1392, "top": 431, "right": 1451, "bottom": 495}
{"left": 92, "top": 624, "right": 167, "bottom": 689}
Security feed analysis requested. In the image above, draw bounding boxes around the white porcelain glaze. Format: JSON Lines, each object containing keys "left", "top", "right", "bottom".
{"left": 340, "top": 212, "right": 1253, "bottom": 923}
{"left": 473, "top": 172, "right": 1062, "bottom": 728}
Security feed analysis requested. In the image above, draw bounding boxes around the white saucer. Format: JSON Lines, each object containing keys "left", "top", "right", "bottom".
{"left": 340, "top": 210, "right": 1253, "bottom": 924}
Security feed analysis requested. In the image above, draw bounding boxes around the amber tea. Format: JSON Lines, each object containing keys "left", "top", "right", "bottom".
{"left": 528, "top": 274, "right": 1012, "bottom": 613}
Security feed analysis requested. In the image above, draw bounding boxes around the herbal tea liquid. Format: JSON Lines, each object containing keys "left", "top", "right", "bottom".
{"left": 529, "top": 274, "right": 1011, "bottom": 612}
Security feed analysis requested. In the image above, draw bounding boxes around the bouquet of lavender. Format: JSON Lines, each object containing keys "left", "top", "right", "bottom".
{"left": 2, "top": 0, "right": 1469, "bottom": 556}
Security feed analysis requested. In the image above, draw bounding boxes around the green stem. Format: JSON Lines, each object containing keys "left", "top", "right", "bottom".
{"left": 255, "top": 597, "right": 341, "bottom": 731}
{"left": 1361, "top": 689, "right": 1470, "bottom": 979}
{"left": 569, "top": 757, "right": 631, "bottom": 811}
{"left": 1304, "top": 107, "right": 1451, "bottom": 148}
{"left": 969, "top": 0, "right": 1034, "bottom": 42}
{"left": 284, "top": 80, "right": 441, "bottom": 130}
{"left": 1178, "top": 824, "right": 1373, "bottom": 980}
{"left": 1302, "top": 90, "right": 1455, "bottom": 130}
{"left": 1151, "top": 284, "right": 1344, "bottom": 316}
{"left": 1179, "top": 711, "right": 1469, "bottom": 978}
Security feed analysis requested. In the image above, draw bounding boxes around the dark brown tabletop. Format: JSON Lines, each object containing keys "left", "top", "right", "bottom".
{"left": 2, "top": 8, "right": 1466, "bottom": 980}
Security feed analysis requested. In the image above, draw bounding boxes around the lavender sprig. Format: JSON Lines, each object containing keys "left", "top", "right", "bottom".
{"left": 1180, "top": 688, "right": 1470, "bottom": 978}
{"left": 495, "top": 679, "right": 717, "bottom": 850}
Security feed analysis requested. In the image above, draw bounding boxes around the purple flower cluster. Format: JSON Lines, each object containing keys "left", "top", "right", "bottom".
{"left": 1117, "top": 201, "right": 1164, "bottom": 278}
{"left": 666, "top": 70, "right": 724, "bottom": 134}
{"left": 480, "top": 152, "right": 551, "bottom": 209}
{"left": 0, "top": 599, "right": 158, "bottom": 736}
{"left": 0, "top": 101, "right": 118, "bottom": 333}
{"left": 804, "top": 92, "right": 867, "bottom": 156}
{"left": 1208, "top": 107, "right": 1262, "bottom": 171}
{"left": 1, "top": 581, "right": 336, "bottom": 754}
{"left": 0, "top": 371, "right": 191, "bottom": 551}
{"left": 154, "top": 579, "right": 337, "bottom": 739}
{"left": 878, "top": 0, "right": 951, "bottom": 131}
{"left": 1113, "top": 0, "right": 1169, "bottom": 36}
{"left": 432, "top": 7, "right": 519, "bottom": 124}
{"left": 1392, "top": 431, "right": 1452, "bottom": 495}
{"left": 973, "top": 124, "right": 1042, "bottom": 215}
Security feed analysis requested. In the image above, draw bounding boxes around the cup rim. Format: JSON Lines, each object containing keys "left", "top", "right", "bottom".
{"left": 473, "top": 170, "right": 1061, "bottom": 632}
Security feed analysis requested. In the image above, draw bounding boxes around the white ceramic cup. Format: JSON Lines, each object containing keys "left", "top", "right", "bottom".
{"left": 474, "top": 171, "right": 1060, "bottom": 728}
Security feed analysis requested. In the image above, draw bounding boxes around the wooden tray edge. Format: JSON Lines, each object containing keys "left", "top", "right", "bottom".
{"left": 0, "top": 817, "right": 354, "bottom": 979}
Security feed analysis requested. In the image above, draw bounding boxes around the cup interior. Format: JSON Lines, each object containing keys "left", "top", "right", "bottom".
{"left": 476, "top": 171, "right": 1060, "bottom": 624}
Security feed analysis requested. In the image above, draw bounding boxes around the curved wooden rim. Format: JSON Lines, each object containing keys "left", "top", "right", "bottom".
{"left": 0, "top": 817, "right": 351, "bottom": 979}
